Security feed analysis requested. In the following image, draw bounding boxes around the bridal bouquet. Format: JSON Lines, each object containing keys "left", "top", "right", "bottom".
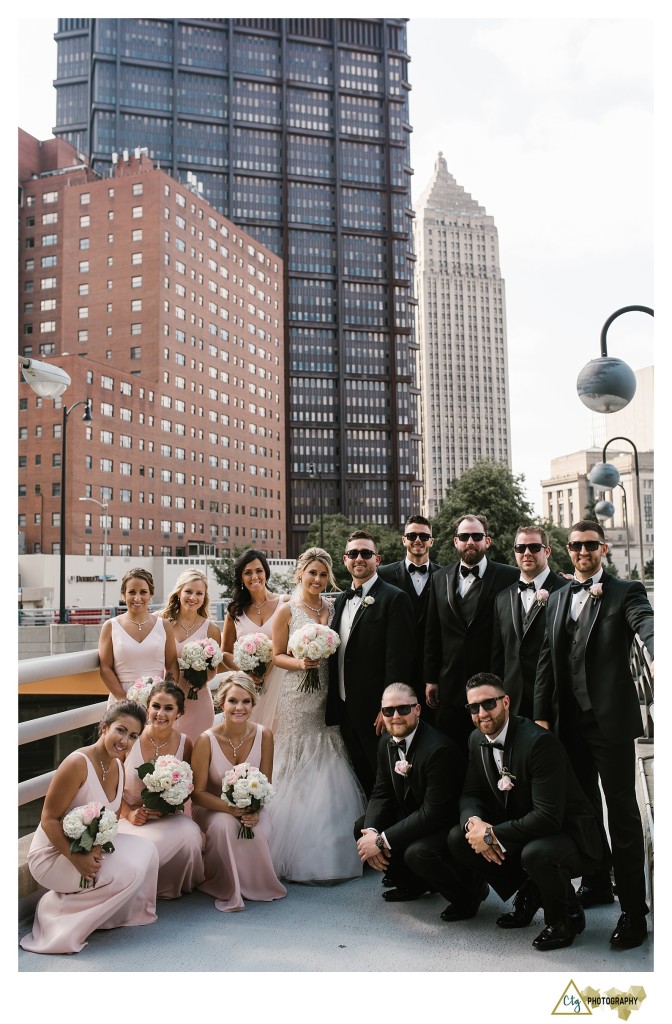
{"left": 126, "top": 675, "right": 162, "bottom": 708}
{"left": 232, "top": 632, "right": 274, "bottom": 683}
{"left": 62, "top": 802, "right": 118, "bottom": 888}
{"left": 287, "top": 623, "right": 340, "bottom": 693}
{"left": 178, "top": 638, "right": 224, "bottom": 699}
{"left": 137, "top": 755, "right": 194, "bottom": 813}
{"left": 221, "top": 762, "right": 274, "bottom": 839}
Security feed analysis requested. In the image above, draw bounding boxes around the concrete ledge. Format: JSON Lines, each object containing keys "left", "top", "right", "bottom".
{"left": 19, "top": 833, "right": 39, "bottom": 900}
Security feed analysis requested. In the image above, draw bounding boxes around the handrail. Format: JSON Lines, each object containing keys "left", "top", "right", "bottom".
{"left": 19, "top": 648, "right": 100, "bottom": 685}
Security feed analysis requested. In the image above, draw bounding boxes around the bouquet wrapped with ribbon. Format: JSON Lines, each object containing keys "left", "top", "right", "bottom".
{"left": 61, "top": 802, "right": 118, "bottom": 888}
{"left": 287, "top": 622, "right": 340, "bottom": 693}
{"left": 221, "top": 762, "right": 274, "bottom": 839}
{"left": 137, "top": 755, "right": 194, "bottom": 813}
{"left": 178, "top": 638, "right": 224, "bottom": 699}
{"left": 232, "top": 632, "right": 274, "bottom": 684}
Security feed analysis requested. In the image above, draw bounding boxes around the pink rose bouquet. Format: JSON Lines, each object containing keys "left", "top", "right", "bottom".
{"left": 287, "top": 623, "right": 341, "bottom": 693}
{"left": 62, "top": 802, "right": 118, "bottom": 887}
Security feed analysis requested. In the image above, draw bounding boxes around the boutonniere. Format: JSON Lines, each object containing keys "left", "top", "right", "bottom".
{"left": 497, "top": 767, "right": 516, "bottom": 791}
{"left": 535, "top": 589, "right": 550, "bottom": 606}
{"left": 589, "top": 583, "right": 603, "bottom": 602}
{"left": 361, "top": 596, "right": 375, "bottom": 608}
{"left": 394, "top": 757, "right": 411, "bottom": 777}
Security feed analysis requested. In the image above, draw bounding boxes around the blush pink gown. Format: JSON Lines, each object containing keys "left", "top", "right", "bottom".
{"left": 192, "top": 724, "right": 286, "bottom": 912}
{"left": 175, "top": 618, "right": 217, "bottom": 743}
{"left": 233, "top": 597, "right": 289, "bottom": 736}
{"left": 117, "top": 733, "right": 204, "bottom": 898}
{"left": 20, "top": 753, "right": 159, "bottom": 955}
{"left": 108, "top": 615, "right": 167, "bottom": 706}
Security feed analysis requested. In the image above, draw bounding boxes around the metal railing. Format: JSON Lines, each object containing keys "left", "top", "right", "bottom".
{"left": 18, "top": 601, "right": 231, "bottom": 627}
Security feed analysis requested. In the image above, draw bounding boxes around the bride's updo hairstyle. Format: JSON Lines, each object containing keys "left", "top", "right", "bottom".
{"left": 293, "top": 548, "right": 339, "bottom": 592}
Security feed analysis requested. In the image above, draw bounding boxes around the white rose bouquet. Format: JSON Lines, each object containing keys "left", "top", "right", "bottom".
{"left": 287, "top": 623, "right": 341, "bottom": 693}
{"left": 137, "top": 755, "right": 194, "bottom": 813}
{"left": 221, "top": 762, "right": 274, "bottom": 839}
{"left": 178, "top": 637, "right": 224, "bottom": 699}
{"left": 232, "top": 632, "right": 274, "bottom": 683}
{"left": 62, "top": 802, "right": 118, "bottom": 888}
{"left": 126, "top": 675, "right": 162, "bottom": 708}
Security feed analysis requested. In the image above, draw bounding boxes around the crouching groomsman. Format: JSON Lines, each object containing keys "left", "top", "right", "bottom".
{"left": 356, "top": 684, "right": 470, "bottom": 910}
{"left": 445, "top": 674, "right": 605, "bottom": 951}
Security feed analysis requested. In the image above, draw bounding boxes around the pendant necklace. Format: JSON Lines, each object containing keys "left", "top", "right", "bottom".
{"left": 129, "top": 615, "right": 152, "bottom": 632}
{"left": 179, "top": 617, "right": 197, "bottom": 636}
{"left": 223, "top": 729, "right": 250, "bottom": 761}
{"left": 149, "top": 734, "right": 171, "bottom": 759}
{"left": 252, "top": 596, "right": 269, "bottom": 615}
{"left": 300, "top": 597, "right": 323, "bottom": 616}
{"left": 99, "top": 757, "right": 112, "bottom": 782}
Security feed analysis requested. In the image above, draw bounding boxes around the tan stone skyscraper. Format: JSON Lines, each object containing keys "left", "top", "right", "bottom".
{"left": 415, "top": 153, "right": 511, "bottom": 515}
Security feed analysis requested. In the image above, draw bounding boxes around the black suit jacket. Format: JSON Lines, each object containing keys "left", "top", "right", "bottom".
{"left": 491, "top": 570, "right": 570, "bottom": 717}
{"left": 364, "top": 720, "right": 465, "bottom": 850}
{"left": 459, "top": 715, "right": 603, "bottom": 863}
{"left": 534, "top": 573, "right": 654, "bottom": 741}
{"left": 424, "top": 559, "right": 519, "bottom": 709}
{"left": 378, "top": 559, "right": 441, "bottom": 687}
{"left": 326, "top": 577, "right": 415, "bottom": 749}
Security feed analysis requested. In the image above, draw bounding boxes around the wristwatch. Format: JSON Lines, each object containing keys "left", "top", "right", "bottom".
{"left": 483, "top": 827, "right": 494, "bottom": 847}
{"left": 375, "top": 834, "right": 387, "bottom": 852}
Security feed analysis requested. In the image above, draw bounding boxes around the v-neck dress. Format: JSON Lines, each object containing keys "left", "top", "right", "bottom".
{"left": 174, "top": 617, "right": 216, "bottom": 742}
{"left": 20, "top": 753, "right": 159, "bottom": 955}
{"left": 108, "top": 615, "right": 167, "bottom": 706}
{"left": 233, "top": 598, "right": 289, "bottom": 737}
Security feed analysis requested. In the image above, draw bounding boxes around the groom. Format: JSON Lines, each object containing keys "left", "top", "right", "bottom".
{"left": 326, "top": 530, "right": 415, "bottom": 796}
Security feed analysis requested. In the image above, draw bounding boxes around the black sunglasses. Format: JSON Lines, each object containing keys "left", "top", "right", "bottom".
{"left": 465, "top": 695, "right": 506, "bottom": 714}
{"left": 345, "top": 548, "right": 376, "bottom": 560}
{"left": 567, "top": 541, "right": 602, "bottom": 552}
{"left": 381, "top": 704, "right": 415, "bottom": 717}
{"left": 514, "top": 543, "right": 544, "bottom": 553}
{"left": 405, "top": 531, "right": 432, "bottom": 542}
{"left": 456, "top": 532, "right": 485, "bottom": 542}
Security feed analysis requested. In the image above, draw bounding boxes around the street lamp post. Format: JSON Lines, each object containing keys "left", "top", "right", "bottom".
{"left": 589, "top": 436, "right": 645, "bottom": 581}
{"left": 595, "top": 482, "right": 631, "bottom": 577}
{"left": 576, "top": 305, "right": 653, "bottom": 413}
{"left": 307, "top": 463, "right": 324, "bottom": 548}
{"left": 59, "top": 398, "right": 93, "bottom": 623}
{"left": 79, "top": 497, "right": 109, "bottom": 616}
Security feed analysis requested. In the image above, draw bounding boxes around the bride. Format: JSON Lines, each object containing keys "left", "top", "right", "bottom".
{"left": 269, "top": 547, "right": 366, "bottom": 884}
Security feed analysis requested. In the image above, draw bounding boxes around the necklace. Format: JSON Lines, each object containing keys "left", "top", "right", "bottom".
{"left": 300, "top": 596, "right": 323, "bottom": 615}
{"left": 178, "top": 617, "right": 198, "bottom": 636}
{"left": 99, "top": 756, "right": 112, "bottom": 781}
{"left": 128, "top": 614, "right": 152, "bottom": 632}
{"left": 222, "top": 728, "right": 251, "bottom": 760}
{"left": 149, "top": 733, "right": 171, "bottom": 759}
{"left": 252, "top": 596, "right": 269, "bottom": 614}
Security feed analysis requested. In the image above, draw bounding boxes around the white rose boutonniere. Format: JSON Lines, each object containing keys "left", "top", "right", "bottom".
{"left": 535, "top": 589, "right": 550, "bottom": 606}
{"left": 361, "top": 596, "right": 375, "bottom": 608}
{"left": 394, "top": 758, "right": 411, "bottom": 777}
{"left": 497, "top": 767, "right": 516, "bottom": 791}
{"left": 589, "top": 583, "right": 603, "bottom": 602}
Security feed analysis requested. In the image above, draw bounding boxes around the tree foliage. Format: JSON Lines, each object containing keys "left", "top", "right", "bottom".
{"left": 304, "top": 513, "right": 404, "bottom": 589}
{"left": 536, "top": 519, "right": 573, "bottom": 574}
{"left": 208, "top": 545, "right": 249, "bottom": 597}
{"left": 431, "top": 461, "right": 534, "bottom": 565}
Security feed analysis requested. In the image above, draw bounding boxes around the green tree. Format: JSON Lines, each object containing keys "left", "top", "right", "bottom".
{"left": 644, "top": 558, "right": 654, "bottom": 579}
{"left": 304, "top": 514, "right": 404, "bottom": 589}
{"left": 536, "top": 519, "right": 573, "bottom": 574}
{"left": 208, "top": 544, "right": 249, "bottom": 597}
{"left": 431, "top": 461, "right": 534, "bottom": 565}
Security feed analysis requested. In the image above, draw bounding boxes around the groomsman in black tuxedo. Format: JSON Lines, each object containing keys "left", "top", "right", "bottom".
{"left": 424, "top": 514, "right": 518, "bottom": 745}
{"left": 446, "top": 674, "right": 605, "bottom": 950}
{"left": 491, "top": 525, "right": 570, "bottom": 718}
{"left": 326, "top": 531, "right": 415, "bottom": 796}
{"left": 356, "top": 684, "right": 469, "bottom": 910}
{"left": 378, "top": 515, "right": 440, "bottom": 713}
{"left": 535, "top": 520, "right": 654, "bottom": 950}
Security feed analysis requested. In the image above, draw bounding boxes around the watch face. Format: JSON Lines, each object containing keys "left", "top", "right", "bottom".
{"left": 484, "top": 830, "right": 493, "bottom": 846}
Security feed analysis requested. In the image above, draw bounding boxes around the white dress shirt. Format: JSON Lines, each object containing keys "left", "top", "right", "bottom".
{"left": 570, "top": 566, "right": 604, "bottom": 621}
{"left": 405, "top": 558, "right": 430, "bottom": 595}
{"left": 519, "top": 565, "right": 551, "bottom": 615}
{"left": 457, "top": 555, "right": 489, "bottom": 598}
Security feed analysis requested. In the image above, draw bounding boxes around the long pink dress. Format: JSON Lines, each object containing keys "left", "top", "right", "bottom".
{"left": 20, "top": 753, "right": 159, "bottom": 955}
{"left": 192, "top": 725, "right": 286, "bottom": 912}
{"left": 108, "top": 615, "right": 166, "bottom": 706}
{"left": 234, "top": 598, "right": 289, "bottom": 736}
{"left": 175, "top": 618, "right": 217, "bottom": 742}
{"left": 117, "top": 733, "right": 204, "bottom": 898}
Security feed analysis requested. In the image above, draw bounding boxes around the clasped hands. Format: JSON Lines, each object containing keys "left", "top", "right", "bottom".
{"left": 74, "top": 846, "right": 105, "bottom": 883}
{"left": 465, "top": 816, "right": 505, "bottom": 864}
{"left": 357, "top": 829, "right": 390, "bottom": 871}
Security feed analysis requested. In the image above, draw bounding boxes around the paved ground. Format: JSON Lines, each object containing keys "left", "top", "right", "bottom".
{"left": 18, "top": 865, "right": 652, "bottom": 974}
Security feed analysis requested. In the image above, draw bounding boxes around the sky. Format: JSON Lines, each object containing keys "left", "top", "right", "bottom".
{"left": 15, "top": 9, "right": 656, "bottom": 515}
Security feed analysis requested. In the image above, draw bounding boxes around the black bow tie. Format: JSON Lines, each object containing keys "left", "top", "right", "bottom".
{"left": 481, "top": 740, "right": 504, "bottom": 750}
{"left": 570, "top": 578, "right": 593, "bottom": 593}
{"left": 408, "top": 564, "right": 428, "bottom": 575}
{"left": 346, "top": 586, "right": 363, "bottom": 600}
{"left": 518, "top": 580, "right": 536, "bottom": 592}
{"left": 461, "top": 565, "right": 480, "bottom": 578}
{"left": 392, "top": 738, "right": 407, "bottom": 752}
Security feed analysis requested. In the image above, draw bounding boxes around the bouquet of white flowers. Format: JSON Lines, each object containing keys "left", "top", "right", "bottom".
{"left": 178, "top": 637, "right": 224, "bottom": 699}
{"left": 287, "top": 623, "right": 341, "bottom": 692}
{"left": 137, "top": 755, "right": 194, "bottom": 813}
{"left": 221, "top": 762, "right": 274, "bottom": 839}
{"left": 232, "top": 632, "right": 274, "bottom": 682}
{"left": 62, "top": 802, "right": 118, "bottom": 888}
{"left": 125, "top": 675, "right": 162, "bottom": 708}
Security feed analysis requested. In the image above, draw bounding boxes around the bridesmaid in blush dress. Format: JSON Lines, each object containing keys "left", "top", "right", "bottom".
{"left": 191, "top": 672, "right": 286, "bottom": 912}
{"left": 98, "top": 568, "right": 179, "bottom": 706}
{"left": 117, "top": 679, "right": 204, "bottom": 898}
{"left": 20, "top": 701, "right": 159, "bottom": 955}
{"left": 158, "top": 569, "right": 222, "bottom": 743}
{"left": 221, "top": 549, "right": 289, "bottom": 736}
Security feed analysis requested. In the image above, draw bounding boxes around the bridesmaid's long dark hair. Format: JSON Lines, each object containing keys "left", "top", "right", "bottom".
{"left": 226, "top": 549, "right": 273, "bottom": 621}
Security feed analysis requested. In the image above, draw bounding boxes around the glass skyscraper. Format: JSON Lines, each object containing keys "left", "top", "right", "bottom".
{"left": 53, "top": 18, "right": 420, "bottom": 550}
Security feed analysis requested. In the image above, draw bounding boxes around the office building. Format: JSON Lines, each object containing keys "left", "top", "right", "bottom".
{"left": 414, "top": 153, "right": 511, "bottom": 516}
{"left": 52, "top": 17, "right": 421, "bottom": 548}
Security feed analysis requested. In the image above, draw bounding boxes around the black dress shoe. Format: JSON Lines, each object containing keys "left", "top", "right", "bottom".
{"left": 532, "top": 918, "right": 579, "bottom": 951}
{"left": 496, "top": 882, "right": 542, "bottom": 929}
{"left": 381, "top": 873, "right": 395, "bottom": 888}
{"left": 577, "top": 883, "right": 615, "bottom": 908}
{"left": 382, "top": 887, "right": 428, "bottom": 903}
{"left": 610, "top": 912, "right": 648, "bottom": 949}
{"left": 440, "top": 882, "right": 489, "bottom": 922}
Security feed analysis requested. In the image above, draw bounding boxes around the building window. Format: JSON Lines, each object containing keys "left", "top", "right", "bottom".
{"left": 80, "top": 193, "right": 90, "bottom": 206}
{"left": 132, "top": 206, "right": 143, "bottom": 219}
